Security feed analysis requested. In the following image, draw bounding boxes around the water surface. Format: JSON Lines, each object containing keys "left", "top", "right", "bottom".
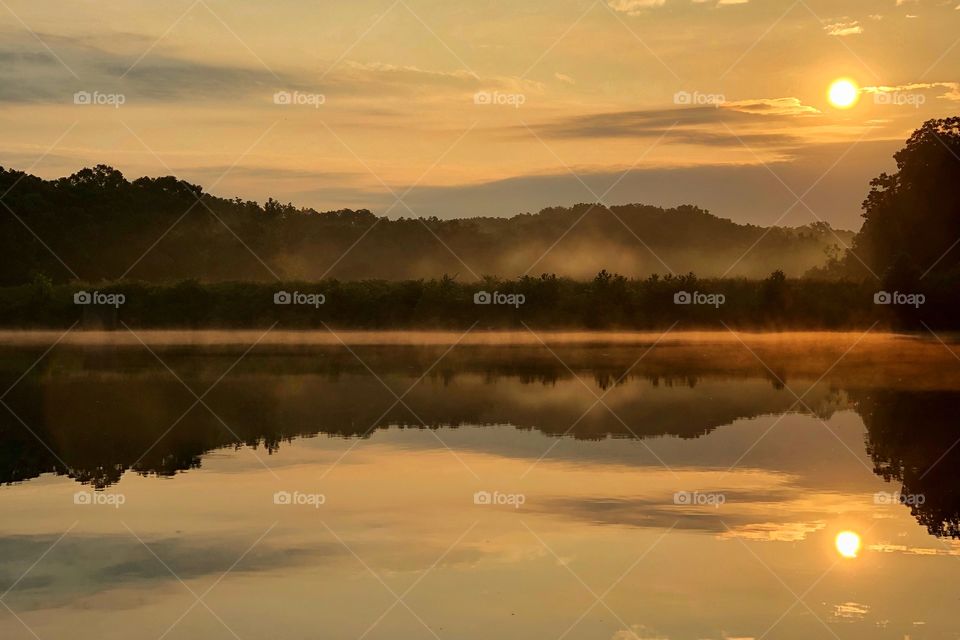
{"left": 1, "top": 332, "right": 958, "bottom": 639}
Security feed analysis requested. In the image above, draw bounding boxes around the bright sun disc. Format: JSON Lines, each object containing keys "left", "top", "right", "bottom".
{"left": 835, "top": 531, "right": 861, "bottom": 558}
{"left": 828, "top": 79, "right": 860, "bottom": 108}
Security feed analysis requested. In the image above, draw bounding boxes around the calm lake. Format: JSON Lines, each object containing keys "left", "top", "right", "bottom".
{"left": 1, "top": 331, "right": 958, "bottom": 639}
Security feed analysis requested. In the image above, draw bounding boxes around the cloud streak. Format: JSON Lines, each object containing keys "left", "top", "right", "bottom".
{"left": 862, "top": 82, "right": 960, "bottom": 101}
{"left": 0, "top": 30, "right": 536, "bottom": 105}
{"left": 520, "top": 99, "right": 819, "bottom": 148}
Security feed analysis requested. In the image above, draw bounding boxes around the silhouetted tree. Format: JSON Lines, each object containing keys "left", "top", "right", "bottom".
{"left": 860, "top": 388, "right": 960, "bottom": 538}
{"left": 853, "top": 117, "right": 960, "bottom": 277}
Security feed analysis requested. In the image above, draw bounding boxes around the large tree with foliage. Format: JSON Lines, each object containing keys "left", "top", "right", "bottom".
{"left": 851, "top": 117, "right": 960, "bottom": 278}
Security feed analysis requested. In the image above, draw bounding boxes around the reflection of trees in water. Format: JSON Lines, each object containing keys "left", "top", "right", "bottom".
{"left": 3, "top": 354, "right": 959, "bottom": 539}
{"left": 0, "top": 360, "right": 833, "bottom": 489}
{"left": 857, "top": 389, "right": 960, "bottom": 538}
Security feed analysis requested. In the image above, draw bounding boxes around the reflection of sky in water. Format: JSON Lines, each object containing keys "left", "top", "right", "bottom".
{"left": 1, "top": 416, "right": 958, "bottom": 639}
{"left": 1, "top": 339, "right": 959, "bottom": 640}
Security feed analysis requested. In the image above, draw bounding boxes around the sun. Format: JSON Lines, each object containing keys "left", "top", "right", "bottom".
{"left": 835, "top": 531, "right": 861, "bottom": 558}
{"left": 828, "top": 78, "right": 860, "bottom": 109}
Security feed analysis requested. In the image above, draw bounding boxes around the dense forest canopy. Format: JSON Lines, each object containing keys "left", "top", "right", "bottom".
{"left": 0, "top": 164, "right": 850, "bottom": 285}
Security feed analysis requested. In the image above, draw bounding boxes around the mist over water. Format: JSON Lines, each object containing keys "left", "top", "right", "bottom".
{"left": 0, "top": 327, "right": 942, "bottom": 346}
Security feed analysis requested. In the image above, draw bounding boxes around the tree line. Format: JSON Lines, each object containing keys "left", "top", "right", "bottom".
{"left": 0, "top": 169, "right": 848, "bottom": 284}
{"left": 0, "top": 117, "right": 958, "bottom": 329}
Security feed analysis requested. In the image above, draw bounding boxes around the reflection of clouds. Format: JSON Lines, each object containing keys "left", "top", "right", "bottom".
{"left": 464, "top": 539, "right": 549, "bottom": 569}
{"left": 536, "top": 483, "right": 873, "bottom": 543}
{"left": 350, "top": 544, "right": 490, "bottom": 575}
{"left": 611, "top": 624, "right": 670, "bottom": 639}
{"left": 533, "top": 491, "right": 777, "bottom": 533}
{"left": 832, "top": 601, "right": 869, "bottom": 621}
{"left": 1, "top": 420, "right": 957, "bottom": 637}
{"left": 0, "top": 535, "right": 341, "bottom": 611}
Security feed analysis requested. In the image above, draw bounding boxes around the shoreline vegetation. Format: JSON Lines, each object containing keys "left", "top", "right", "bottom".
{"left": 0, "top": 271, "right": 952, "bottom": 330}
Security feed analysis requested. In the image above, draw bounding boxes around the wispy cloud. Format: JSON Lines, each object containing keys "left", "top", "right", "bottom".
{"left": 607, "top": 0, "right": 667, "bottom": 15}
{"left": 0, "top": 30, "right": 539, "bottom": 105}
{"left": 525, "top": 98, "right": 819, "bottom": 146}
{"left": 610, "top": 0, "right": 750, "bottom": 12}
{"left": 725, "top": 97, "right": 821, "bottom": 116}
{"left": 824, "top": 20, "right": 863, "bottom": 36}
{"left": 869, "top": 543, "right": 960, "bottom": 556}
{"left": 717, "top": 520, "right": 825, "bottom": 542}
{"left": 862, "top": 81, "right": 960, "bottom": 101}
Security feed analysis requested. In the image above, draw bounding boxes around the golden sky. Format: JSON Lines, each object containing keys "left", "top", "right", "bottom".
{"left": 1, "top": 0, "right": 958, "bottom": 228}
